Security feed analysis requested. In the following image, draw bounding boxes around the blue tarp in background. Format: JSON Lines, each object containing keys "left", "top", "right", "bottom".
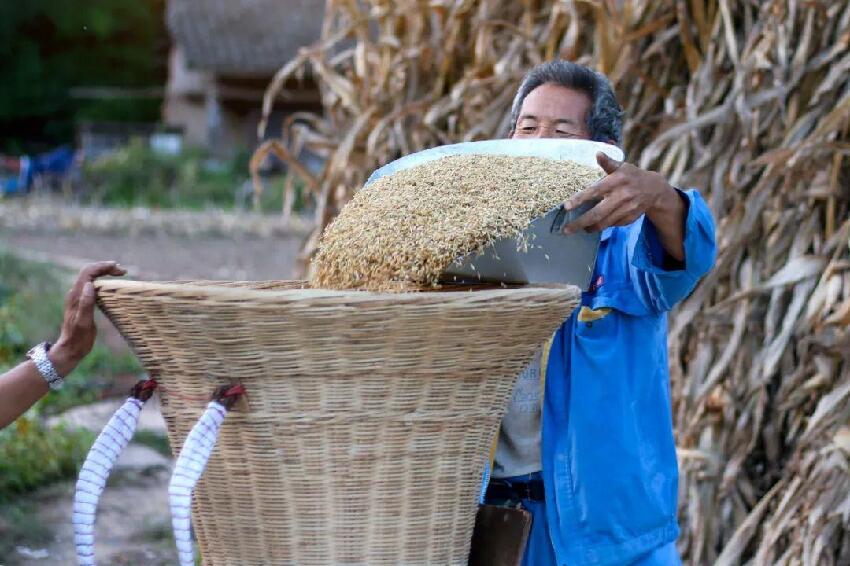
{"left": 1, "top": 146, "right": 76, "bottom": 195}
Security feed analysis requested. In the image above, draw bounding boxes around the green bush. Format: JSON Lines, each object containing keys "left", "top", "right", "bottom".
{"left": 81, "top": 141, "right": 300, "bottom": 212}
{"left": 0, "top": 416, "right": 93, "bottom": 500}
{"left": 133, "top": 429, "right": 172, "bottom": 457}
{"left": 1, "top": 1, "right": 167, "bottom": 153}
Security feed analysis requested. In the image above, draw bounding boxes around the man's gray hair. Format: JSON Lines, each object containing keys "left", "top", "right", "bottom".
{"left": 509, "top": 60, "right": 624, "bottom": 146}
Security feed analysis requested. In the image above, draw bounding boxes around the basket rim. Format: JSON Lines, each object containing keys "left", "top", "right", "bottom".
{"left": 95, "top": 279, "right": 581, "bottom": 305}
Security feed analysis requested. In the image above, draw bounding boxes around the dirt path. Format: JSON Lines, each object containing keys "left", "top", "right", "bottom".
{"left": 2, "top": 230, "right": 305, "bottom": 281}
{"left": 6, "top": 465, "right": 176, "bottom": 566}
{"left": 2, "top": 227, "right": 308, "bottom": 363}
{"left": 3, "top": 394, "right": 176, "bottom": 565}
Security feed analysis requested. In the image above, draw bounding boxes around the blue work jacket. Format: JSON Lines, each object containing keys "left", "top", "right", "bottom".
{"left": 541, "top": 189, "right": 716, "bottom": 565}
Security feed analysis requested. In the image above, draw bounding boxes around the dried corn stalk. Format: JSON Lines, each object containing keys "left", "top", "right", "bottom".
{"left": 256, "top": 0, "right": 850, "bottom": 562}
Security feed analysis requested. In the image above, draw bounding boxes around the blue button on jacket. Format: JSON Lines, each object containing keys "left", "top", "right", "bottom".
{"left": 541, "top": 189, "right": 716, "bottom": 565}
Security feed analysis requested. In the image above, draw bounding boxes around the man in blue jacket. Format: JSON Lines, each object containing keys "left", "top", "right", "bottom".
{"left": 484, "top": 61, "right": 716, "bottom": 565}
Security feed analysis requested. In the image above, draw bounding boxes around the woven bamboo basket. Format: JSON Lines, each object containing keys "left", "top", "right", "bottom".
{"left": 95, "top": 279, "right": 580, "bottom": 565}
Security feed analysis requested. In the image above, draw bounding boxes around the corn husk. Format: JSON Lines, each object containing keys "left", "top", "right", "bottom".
{"left": 255, "top": 1, "right": 850, "bottom": 562}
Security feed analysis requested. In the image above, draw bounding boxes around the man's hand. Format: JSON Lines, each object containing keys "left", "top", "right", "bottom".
{"left": 563, "top": 152, "right": 686, "bottom": 261}
{"left": 49, "top": 261, "right": 127, "bottom": 376}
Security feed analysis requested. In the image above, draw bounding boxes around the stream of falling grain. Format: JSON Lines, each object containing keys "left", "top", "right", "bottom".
{"left": 311, "top": 154, "right": 600, "bottom": 291}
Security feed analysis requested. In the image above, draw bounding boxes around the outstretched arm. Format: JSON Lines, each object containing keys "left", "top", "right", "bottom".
{"left": 0, "top": 361, "right": 50, "bottom": 429}
{"left": 0, "top": 261, "right": 126, "bottom": 429}
{"left": 563, "top": 152, "right": 687, "bottom": 261}
{"left": 564, "top": 152, "right": 716, "bottom": 312}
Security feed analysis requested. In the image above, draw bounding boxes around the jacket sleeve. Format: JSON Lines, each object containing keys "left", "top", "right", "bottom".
{"left": 628, "top": 189, "right": 716, "bottom": 313}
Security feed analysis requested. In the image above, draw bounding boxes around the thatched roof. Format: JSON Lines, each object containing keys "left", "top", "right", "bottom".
{"left": 167, "top": 0, "right": 325, "bottom": 75}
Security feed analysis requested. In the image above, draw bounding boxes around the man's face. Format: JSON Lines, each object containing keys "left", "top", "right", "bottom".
{"left": 511, "top": 83, "right": 592, "bottom": 140}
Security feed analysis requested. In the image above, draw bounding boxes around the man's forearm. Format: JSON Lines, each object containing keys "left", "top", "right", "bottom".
{"left": 646, "top": 185, "right": 687, "bottom": 262}
{"left": 0, "top": 360, "right": 49, "bottom": 429}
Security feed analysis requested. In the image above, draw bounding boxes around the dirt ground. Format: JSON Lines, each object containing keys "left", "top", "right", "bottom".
{"left": 5, "top": 461, "right": 175, "bottom": 566}
{"left": 2, "top": 229, "right": 305, "bottom": 281}
{"left": 2, "top": 398, "right": 176, "bottom": 566}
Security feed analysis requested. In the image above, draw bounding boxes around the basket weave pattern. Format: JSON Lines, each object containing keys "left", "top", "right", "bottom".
{"left": 96, "top": 280, "right": 580, "bottom": 565}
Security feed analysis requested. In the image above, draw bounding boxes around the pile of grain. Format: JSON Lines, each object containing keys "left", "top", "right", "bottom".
{"left": 311, "top": 154, "right": 600, "bottom": 291}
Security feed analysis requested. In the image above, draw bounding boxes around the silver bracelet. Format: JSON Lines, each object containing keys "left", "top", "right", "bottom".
{"left": 26, "top": 342, "right": 65, "bottom": 391}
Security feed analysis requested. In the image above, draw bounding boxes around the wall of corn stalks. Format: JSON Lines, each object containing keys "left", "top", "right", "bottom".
{"left": 252, "top": 1, "right": 850, "bottom": 563}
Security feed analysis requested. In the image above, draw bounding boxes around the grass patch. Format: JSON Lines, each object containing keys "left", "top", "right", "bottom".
{"left": 0, "top": 499, "right": 51, "bottom": 559}
{"left": 133, "top": 430, "right": 172, "bottom": 458}
{"left": 140, "top": 517, "right": 174, "bottom": 544}
{"left": 0, "top": 417, "right": 94, "bottom": 501}
{"left": 0, "top": 253, "right": 65, "bottom": 365}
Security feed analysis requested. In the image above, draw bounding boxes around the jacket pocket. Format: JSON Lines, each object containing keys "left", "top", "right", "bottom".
{"left": 568, "top": 308, "right": 672, "bottom": 541}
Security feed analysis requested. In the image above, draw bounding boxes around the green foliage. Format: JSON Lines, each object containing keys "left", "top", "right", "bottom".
{"left": 140, "top": 517, "right": 174, "bottom": 543}
{"left": 0, "top": 416, "right": 94, "bottom": 501}
{"left": 0, "top": 1, "right": 167, "bottom": 153}
{"left": 82, "top": 141, "right": 299, "bottom": 212}
{"left": 0, "top": 253, "right": 65, "bottom": 366}
{"left": 83, "top": 142, "right": 238, "bottom": 209}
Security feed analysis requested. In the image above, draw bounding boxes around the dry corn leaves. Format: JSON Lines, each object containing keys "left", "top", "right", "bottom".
{"left": 256, "top": 0, "right": 850, "bottom": 563}
{"left": 311, "top": 154, "right": 599, "bottom": 291}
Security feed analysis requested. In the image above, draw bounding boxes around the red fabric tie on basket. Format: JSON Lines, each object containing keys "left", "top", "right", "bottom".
{"left": 155, "top": 382, "right": 246, "bottom": 406}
